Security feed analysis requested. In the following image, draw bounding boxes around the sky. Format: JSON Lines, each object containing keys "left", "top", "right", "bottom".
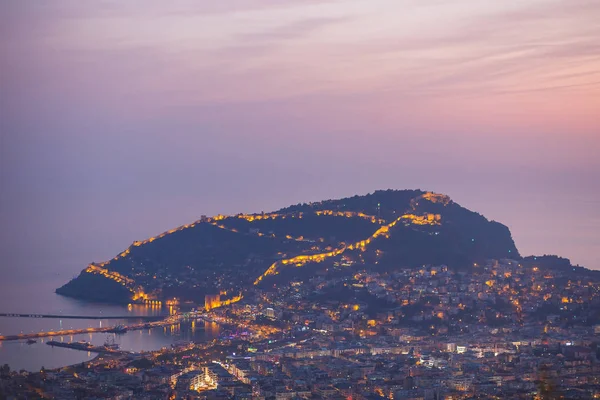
{"left": 1, "top": 0, "right": 599, "bottom": 277}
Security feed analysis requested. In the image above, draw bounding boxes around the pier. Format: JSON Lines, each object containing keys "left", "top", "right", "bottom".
{"left": 47, "top": 340, "right": 124, "bottom": 354}
{"left": 0, "top": 314, "right": 185, "bottom": 341}
{"left": 0, "top": 313, "right": 164, "bottom": 321}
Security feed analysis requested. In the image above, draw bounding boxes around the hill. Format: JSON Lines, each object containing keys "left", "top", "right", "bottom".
{"left": 57, "top": 190, "right": 522, "bottom": 304}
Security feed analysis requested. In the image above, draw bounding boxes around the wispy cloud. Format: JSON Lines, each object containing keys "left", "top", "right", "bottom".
{"left": 0, "top": 0, "right": 341, "bottom": 20}
{"left": 1, "top": 0, "right": 599, "bottom": 272}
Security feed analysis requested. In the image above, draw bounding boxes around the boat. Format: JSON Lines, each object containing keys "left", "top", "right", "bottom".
{"left": 107, "top": 324, "right": 128, "bottom": 334}
{"left": 103, "top": 337, "right": 120, "bottom": 350}
{"left": 26, "top": 339, "right": 36, "bottom": 345}
{"left": 49, "top": 340, "right": 92, "bottom": 350}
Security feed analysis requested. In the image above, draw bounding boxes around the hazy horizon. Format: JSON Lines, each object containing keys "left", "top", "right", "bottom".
{"left": 1, "top": 0, "right": 599, "bottom": 276}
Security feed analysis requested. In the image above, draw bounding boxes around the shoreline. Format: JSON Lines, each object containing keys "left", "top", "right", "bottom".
{"left": 0, "top": 315, "right": 220, "bottom": 372}
{"left": 0, "top": 315, "right": 183, "bottom": 342}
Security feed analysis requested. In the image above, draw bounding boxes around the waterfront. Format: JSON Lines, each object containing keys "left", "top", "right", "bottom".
{"left": 0, "top": 266, "right": 219, "bottom": 371}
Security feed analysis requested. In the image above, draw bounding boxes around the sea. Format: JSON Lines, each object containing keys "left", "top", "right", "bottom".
{"left": 0, "top": 265, "right": 220, "bottom": 372}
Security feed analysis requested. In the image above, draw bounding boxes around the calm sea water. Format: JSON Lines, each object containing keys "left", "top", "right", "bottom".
{"left": 0, "top": 269, "right": 219, "bottom": 371}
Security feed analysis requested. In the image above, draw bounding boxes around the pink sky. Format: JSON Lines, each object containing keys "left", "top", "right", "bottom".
{"left": 1, "top": 0, "right": 599, "bottom": 274}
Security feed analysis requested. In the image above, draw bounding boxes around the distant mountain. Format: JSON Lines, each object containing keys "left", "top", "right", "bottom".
{"left": 57, "top": 190, "right": 527, "bottom": 304}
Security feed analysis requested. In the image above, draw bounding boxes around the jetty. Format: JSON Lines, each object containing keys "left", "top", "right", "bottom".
{"left": 47, "top": 340, "right": 124, "bottom": 354}
{"left": 0, "top": 314, "right": 183, "bottom": 341}
{"left": 0, "top": 313, "right": 163, "bottom": 321}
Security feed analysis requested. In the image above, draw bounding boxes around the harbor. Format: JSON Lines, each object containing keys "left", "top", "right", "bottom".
{"left": 0, "top": 313, "right": 163, "bottom": 321}
{"left": 0, "top": 314, "right": 185, "bottom": 341}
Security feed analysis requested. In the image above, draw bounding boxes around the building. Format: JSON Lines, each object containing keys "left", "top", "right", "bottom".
{"left": 176, "top": 371, "right": 203, "bottom": 391}
{"left": 228, "top": 360, "right": 252, "bottom": 384}
{"left": 264, "top": 308, "right": 276, "bottom": 319}
{"left": 205, "top": 294, "right": 221, "bottom": 311}
{"left": 204, "top": 364, "right": 235, "bottom": 387}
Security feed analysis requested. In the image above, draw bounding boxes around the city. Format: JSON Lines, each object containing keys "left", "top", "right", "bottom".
{"left": 2, "top": 258, "right": 600, "bottom": 399}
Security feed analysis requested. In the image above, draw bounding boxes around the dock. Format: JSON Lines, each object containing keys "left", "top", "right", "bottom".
{"left": 47, "top": 340, "right": 124, "bottom": 354}
{"left": 0, "top": 313, "right": 164, "bottom": 321}
{"left": 0, "top": 314, "right": 184, "bottom": 341}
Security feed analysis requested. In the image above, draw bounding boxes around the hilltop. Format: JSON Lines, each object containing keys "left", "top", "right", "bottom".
{"left": 57, "top": 190, "right": 524, "bottom": 304}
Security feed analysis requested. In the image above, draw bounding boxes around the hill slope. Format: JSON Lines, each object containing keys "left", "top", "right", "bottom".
{"left": 57, "top": 190, "right": 520, "bottom": 303}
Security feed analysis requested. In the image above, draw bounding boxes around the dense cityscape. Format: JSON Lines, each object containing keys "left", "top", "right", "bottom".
{"left": 2, "top": 257, "right": 600, "bottom": 399}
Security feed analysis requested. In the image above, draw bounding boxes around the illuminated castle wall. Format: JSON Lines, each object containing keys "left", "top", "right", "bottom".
{"left": 205, "top": 294, "right": 221, "bottom": 311}
{"left": 205, "top": 293, "right": 242, "bottom": 311}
